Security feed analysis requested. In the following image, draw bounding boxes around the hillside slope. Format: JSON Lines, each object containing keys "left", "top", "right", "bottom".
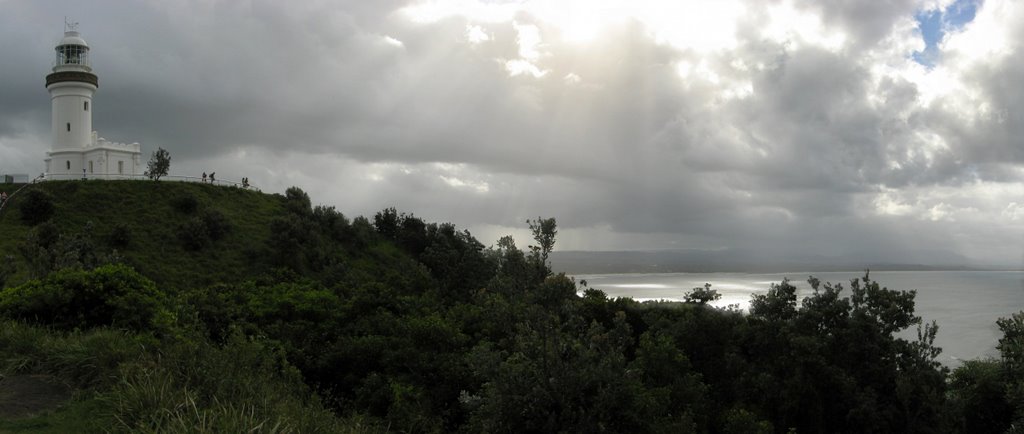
{"left": 0, "top": 180, "right": 1020, "bottom": 433}
{"left": 1, "top": 180, "right": 285, "bottom": 289}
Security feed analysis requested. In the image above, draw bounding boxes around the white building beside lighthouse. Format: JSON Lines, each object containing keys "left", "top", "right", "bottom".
{"left": 45, "top": 23, "right": 142, "bottom": 179}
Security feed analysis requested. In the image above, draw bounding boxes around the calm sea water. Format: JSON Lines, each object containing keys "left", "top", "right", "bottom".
{"left": 576, "top": 271, "right": 1024, "bottom": 366}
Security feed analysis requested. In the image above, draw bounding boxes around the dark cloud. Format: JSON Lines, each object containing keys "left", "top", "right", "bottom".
{"left": 1, "top": 0, "right": 1022, "bottom": 267}
{"left": 797, "top": 0, "right": 919, "bottom": 48}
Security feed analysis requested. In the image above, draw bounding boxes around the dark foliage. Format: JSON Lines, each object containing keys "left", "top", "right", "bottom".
{"left": 283, "top": 186, "right": 312, "bottom": 216}
{"left": 200, "top": 209, "right": 230, "bottom": 241}
{"left": 0, "top": 255, "right": 13, "bottom": 289}
{"left": 950, "top": 360, "right": 1013, "bottom": 433}
{"left": 171, "top": 192, "right": 199, "bottom": 214}
{"left": 177, "top": 208, "right": 232, "bottom": 250}
{"left": 3, "top": 184, "right": 1018, "bottom": 432}
{"left": 0, "top": 264, "right": 170, "bottom": 332}
{"left": 18, "top": 221, "right": 110, "bottom": 278}
{"left": 178, "top": 216, "right": 210, "bottom": 250}
{"left": 108, "top": 222, "right": 133, "bottom": 248}
{"left": 684, "top": 282, "right": 721, "bottom": 305}
{"left": 18, "top": 189, "right": 55, "bottom": 225}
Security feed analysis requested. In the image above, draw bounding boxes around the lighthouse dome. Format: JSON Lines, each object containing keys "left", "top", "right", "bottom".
{"left": 59, "top": 31, "right": 88, "bottom": 48}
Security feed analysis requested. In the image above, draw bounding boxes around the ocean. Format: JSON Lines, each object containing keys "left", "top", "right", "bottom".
{"left": 575, "top": 270, "right": 1024, "bottom": 366}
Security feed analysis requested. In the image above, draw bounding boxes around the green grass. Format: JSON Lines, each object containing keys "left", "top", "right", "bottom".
{"left": 0, "top": 180, "right": 286, "bottom": 290}
{"left": 0, "top": 320, "right": 377, "bottom": 433}
{"left": 0, "top": 397, "right": 109, "bottom": 434}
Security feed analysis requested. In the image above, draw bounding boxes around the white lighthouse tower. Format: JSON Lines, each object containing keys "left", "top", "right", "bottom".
{"left": 45, "top": 21, "right": 142, "bottom": 179}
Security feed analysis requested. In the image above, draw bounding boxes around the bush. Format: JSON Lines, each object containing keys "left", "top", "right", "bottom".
{"left": 178, "top": 210, "right": 231, "bottom": 250}
{"left": 108, "top": 222, "right": 133, "bottom": 248}
{"left": 949, "top": 359, "right": 1013, "bottom": 433}
{"left": 19, "top": 222, "right": 103, "bottom": 279}
{"left": 0, "top": 264, "right": 171, "bottom": 332}
{"left": 171, "top": 193, "right": 199, "bottom": 214}
{"left": 178, "top": 217, "right": 210, "bottom": 250}
{"left": 201, "top": 209, "right": 231, "bottom": 241}
{"left": 18, "top": 189, "right": 56, "bottom": 225}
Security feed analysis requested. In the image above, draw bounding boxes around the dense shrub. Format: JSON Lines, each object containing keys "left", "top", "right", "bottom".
{"left": 19, "top": 222, "right": 104, "bottom": 278}
{"left": 108, "top": 222, "right": 133, "bottom": 248}
{"left": 997, "top": 312, "right": 1024, "bottom": 429}
{"left": 177, "top": 209, "right": 232, "bottom": 250}
{"left": 200, "top": 209, "right": 231, "bottom": 241}
{"left": 950, "top": 359, "right": 1013, "bottom": 433}
{"left": 18, "top": 189, "right": 56, "bottom": 225}
{"left": 6, "top": 185, "right": 1009, "bottom": 432}
{"left": 178, "top": 216, "right": 210, "bottom": 250}
{"left": 0, "top": 321, "right": 364, "bottom": 433}
{"left": 0, "top": 264, "right": 171, "bottom": 332}
{"left": 171, "top": 193, "right": 199, "bottom": 214}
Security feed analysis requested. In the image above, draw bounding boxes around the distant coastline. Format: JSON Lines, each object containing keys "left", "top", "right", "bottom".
{"left": 551, "top": 249, "right": 1012, "bottom": 275}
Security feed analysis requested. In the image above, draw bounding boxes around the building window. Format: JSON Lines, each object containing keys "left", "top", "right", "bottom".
{"left": 66, "top": 123, "right": 71, "bottom": 132}
{"left": 84, "top": 101, "right": 89, "bottom": 111}
{"left": 118, "top": 161, "right": 124, "bottom": 174}
{"left": 88, "top": 161, "right": 94, "bottom": 173}
{"left": 66, "top": 161, "right": 71, "bottom": 170}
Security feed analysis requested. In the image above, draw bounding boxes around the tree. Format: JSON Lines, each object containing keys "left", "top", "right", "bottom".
{"left": 685, "top": 283, "right": 721, "bottom": 305}
{"left": 527, "top": 217, "right": 557, "bottom": 266}
{"left": 949, "top": 360, "right": 1013, "bottom": 433}
{"left": 145, "top": 147, "right": 171, "bottom": 180}
{"left": 996, "top": 311, "right": 1024, "bottom": 428}
{"left": 373, "top": 207, "right": 399, "bottom": 238}
{"left": 526, "top": 217, "right": 557, "bottom": 283}
{"left": 749, "top": 279, "right": 798, "bottom": 321}
{"left": 284, "top": 186, "right": 312, "bottom": 216}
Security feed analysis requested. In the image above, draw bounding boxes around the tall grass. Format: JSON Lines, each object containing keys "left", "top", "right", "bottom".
{"left": 0, "top": 320, "right": 143, "bottom": 389}
{"left": 0, "top": 320, "right": 378, "bottom": 433}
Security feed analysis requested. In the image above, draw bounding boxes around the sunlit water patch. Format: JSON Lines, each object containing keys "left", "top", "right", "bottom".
{"left": 575, "top": 270, "right": 1024, "bottom": 366}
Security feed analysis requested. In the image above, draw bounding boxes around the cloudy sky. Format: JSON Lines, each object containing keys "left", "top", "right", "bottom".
{"left": 2, "top": 0, "right": 1022, "bottom": 268}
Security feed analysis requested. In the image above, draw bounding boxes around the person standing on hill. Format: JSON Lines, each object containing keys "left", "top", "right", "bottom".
{"left": 210, "top": 172, "right": 215, "bottom": 183}
{"left": 1, "top": 191, "right": 7, "bottom": 204}
{"left": 202, "top": 172, "right": 207, "bottom": 183}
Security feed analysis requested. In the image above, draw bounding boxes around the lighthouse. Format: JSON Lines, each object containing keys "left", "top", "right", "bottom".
{"left": 45, "top": 21, "right": 142, "bottom": 179}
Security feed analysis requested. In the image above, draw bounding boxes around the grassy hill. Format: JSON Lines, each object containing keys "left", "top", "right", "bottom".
{"left": 0, "top": 180, "right": 1020, "bottom": 433}
{"left": 0, "top": 180, "right": 284, "bottom": 289}
{"left": 0, "top": 180, "right": 409, "bottom": 432}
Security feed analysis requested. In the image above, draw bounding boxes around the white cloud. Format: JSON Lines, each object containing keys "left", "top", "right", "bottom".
{"left": 504, "top": 59, "right": 547, "bottom": 78}
{"left": 465, "top": 24, "right": 489, "bottom": 44}
{"left": 762, "top": 1, "right": 848, "bottom": 51}
{"left": 2, "top": 0, "right": 1023, "bottom": 268}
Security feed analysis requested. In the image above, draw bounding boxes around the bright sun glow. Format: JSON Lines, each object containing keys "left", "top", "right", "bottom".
{"left": 762, "top": 1, "right": 847, "bottom": 51}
